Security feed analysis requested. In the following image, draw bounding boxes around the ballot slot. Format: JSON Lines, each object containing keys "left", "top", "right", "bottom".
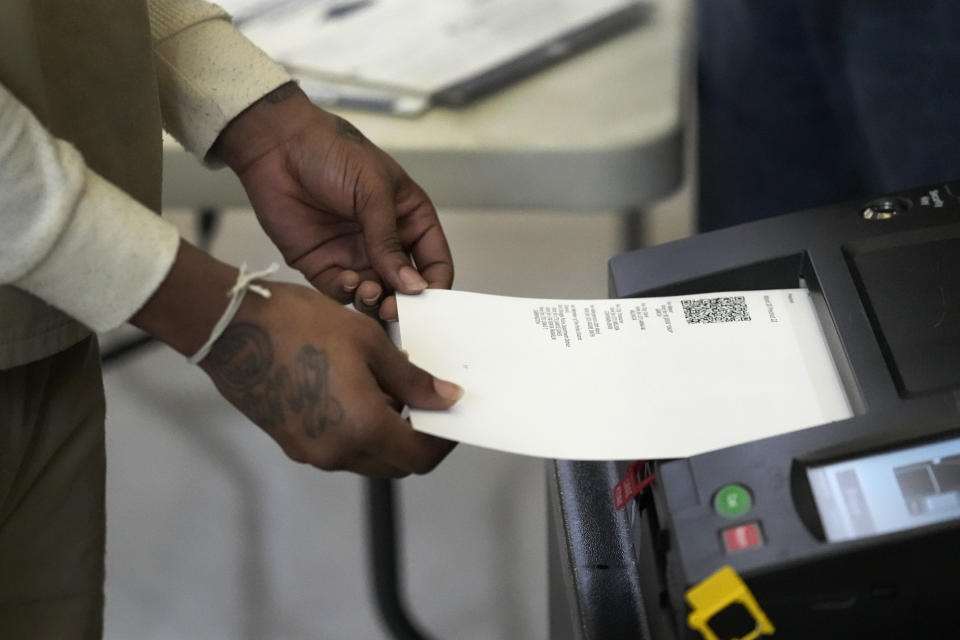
{"left": 797, "top": 252, "right": 867, "bottom": 416}
{"left": 615, "top": 253, "right": 808, "bottom": 299}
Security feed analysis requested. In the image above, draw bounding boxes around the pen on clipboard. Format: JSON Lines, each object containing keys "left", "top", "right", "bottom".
{"left": 324, "top": 0, "right": 374, "bottom": 20}
{"left": 295, "top": 75, "right": 429, "bottom": 116}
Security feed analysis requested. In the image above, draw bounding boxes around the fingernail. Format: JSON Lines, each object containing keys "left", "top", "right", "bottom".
{"left": 399, "top": 266, "right": 428, "bottom": 293}
{"left": 433, "top": 378, "right": 464, "bottom": 404}
{"left": 362, "top": 295, "right": 379, "bottom": 306}
{"left": 344, "top": 282, "right": 359, "bottom": 293}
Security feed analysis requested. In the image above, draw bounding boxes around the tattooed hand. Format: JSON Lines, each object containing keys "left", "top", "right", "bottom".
{"left": 211, "top": 82, "right": 453, "bottom": 322}
{"left": 198, "top": 282, "right": 462, "bottom": 477}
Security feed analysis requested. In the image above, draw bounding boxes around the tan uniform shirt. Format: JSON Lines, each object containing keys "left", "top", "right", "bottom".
{"left": 0, "top": 1, "right": 160, "bottom": 367}
{"left": 0, "top": 0, "right": 290, "bottom": 368}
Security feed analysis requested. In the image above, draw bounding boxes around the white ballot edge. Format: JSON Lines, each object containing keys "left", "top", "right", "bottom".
{"left": 397, "top": 289, "right": 853, "bottom": 460}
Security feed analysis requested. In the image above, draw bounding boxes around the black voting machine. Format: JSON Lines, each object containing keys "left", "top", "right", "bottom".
{"left": 548, "top": 181, "right": 960, "bottom": 639}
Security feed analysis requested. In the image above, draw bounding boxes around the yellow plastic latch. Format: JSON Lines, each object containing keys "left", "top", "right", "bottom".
{"left": 686, "top": 566, "right": 775, "bottom": 640}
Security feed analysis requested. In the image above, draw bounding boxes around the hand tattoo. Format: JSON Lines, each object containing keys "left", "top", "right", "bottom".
{"left": 336, "top": 116, "right": 367, "bottom": 143}
{"left": 263, "top": 81, "right": 300, "bottom": 104}
{"left": 207, "top": 323, "right": 343, "bottom": 438}
{"left": 207, "top": 324, "right": 272, "bottom": 389}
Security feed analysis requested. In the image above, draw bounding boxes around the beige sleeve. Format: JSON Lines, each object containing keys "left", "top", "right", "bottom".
{"left": 0, "top": 84, "right": 180, "bottom": 332}
{"left": 147, "top": 0, "right": 294, "bottom": 161}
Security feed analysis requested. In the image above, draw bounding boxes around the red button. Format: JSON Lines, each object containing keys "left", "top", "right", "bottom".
{"left": 722, "top": 522, "right": 764, "bottom": 553}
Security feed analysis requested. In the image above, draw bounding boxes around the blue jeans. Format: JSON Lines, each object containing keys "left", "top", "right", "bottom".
{"left": 696, "top": 1, "right": 960, "bottom": 230}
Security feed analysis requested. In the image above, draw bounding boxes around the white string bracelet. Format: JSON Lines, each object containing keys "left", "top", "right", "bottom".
{"left": 187, "top": 262, "right": 279, "bottom": 365}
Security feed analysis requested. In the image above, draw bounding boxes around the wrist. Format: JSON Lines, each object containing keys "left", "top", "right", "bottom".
{"left": 210, "top": 81, "right": 320, "bottom": 173}
{"left": 186, "top": 263, "right": 279, "bottom": 365}
{"left": 130, "top": 241, "right": 239, "bottom": 356}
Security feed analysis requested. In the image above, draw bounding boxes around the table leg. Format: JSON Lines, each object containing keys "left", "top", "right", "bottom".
{"left": 366, "top": 478, "right": 435, "bottom": 640}
{"left": 620, "top": 207, "right": 647, "bottom": 253}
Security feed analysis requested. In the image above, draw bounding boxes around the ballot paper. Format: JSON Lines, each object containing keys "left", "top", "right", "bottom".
{"left": 396, "top": 289, "right": 853, "bottom": 460}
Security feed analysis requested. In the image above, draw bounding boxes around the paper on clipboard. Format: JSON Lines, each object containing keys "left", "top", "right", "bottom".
{"left": 223, "top": 0, "right": 645, "bottom": 112}
{"left": 396, "top": 289, "right": 853, "bottom": 460}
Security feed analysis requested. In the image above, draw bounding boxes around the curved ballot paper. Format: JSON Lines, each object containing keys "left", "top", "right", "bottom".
{"left": 397, "top": 289, "right": 852, "bottom": 459}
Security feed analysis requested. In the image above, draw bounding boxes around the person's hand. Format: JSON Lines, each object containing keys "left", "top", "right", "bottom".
{"left": 212, "top": 83, "right": 453, "bottom": 321}
{"left": 198, "top": 281, "right": 461, "bottom": 476}
{"left": 131, "top": 242, "right": 461, "bottom": 477}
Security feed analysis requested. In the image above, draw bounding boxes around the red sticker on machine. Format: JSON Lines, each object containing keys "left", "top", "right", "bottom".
{"left": 613, "top": 460, "right": 654, "bottom": 510}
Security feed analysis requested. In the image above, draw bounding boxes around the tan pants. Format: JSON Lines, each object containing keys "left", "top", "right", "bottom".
{"left": 0, "top": 337, "right": 105, "bottom": 639}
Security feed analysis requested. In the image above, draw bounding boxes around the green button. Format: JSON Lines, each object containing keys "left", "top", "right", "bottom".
{"left": 714, "top": 484, "right": 752, "bottom": 517}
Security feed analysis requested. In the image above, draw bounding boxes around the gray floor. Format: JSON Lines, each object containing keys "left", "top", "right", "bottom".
{"left": 101, "top": 195, "right": 692, "bottom": 639}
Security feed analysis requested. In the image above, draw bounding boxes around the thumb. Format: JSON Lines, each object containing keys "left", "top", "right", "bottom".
{"left": 374, "top": 345, "right": 463, "bottom": 410}
{"left": 360, "top": 189, "right": 429, "bottom": 295}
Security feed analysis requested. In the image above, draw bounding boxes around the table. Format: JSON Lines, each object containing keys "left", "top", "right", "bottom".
{"left": 161, "top": 0, "right": 689, "bottom": 214}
